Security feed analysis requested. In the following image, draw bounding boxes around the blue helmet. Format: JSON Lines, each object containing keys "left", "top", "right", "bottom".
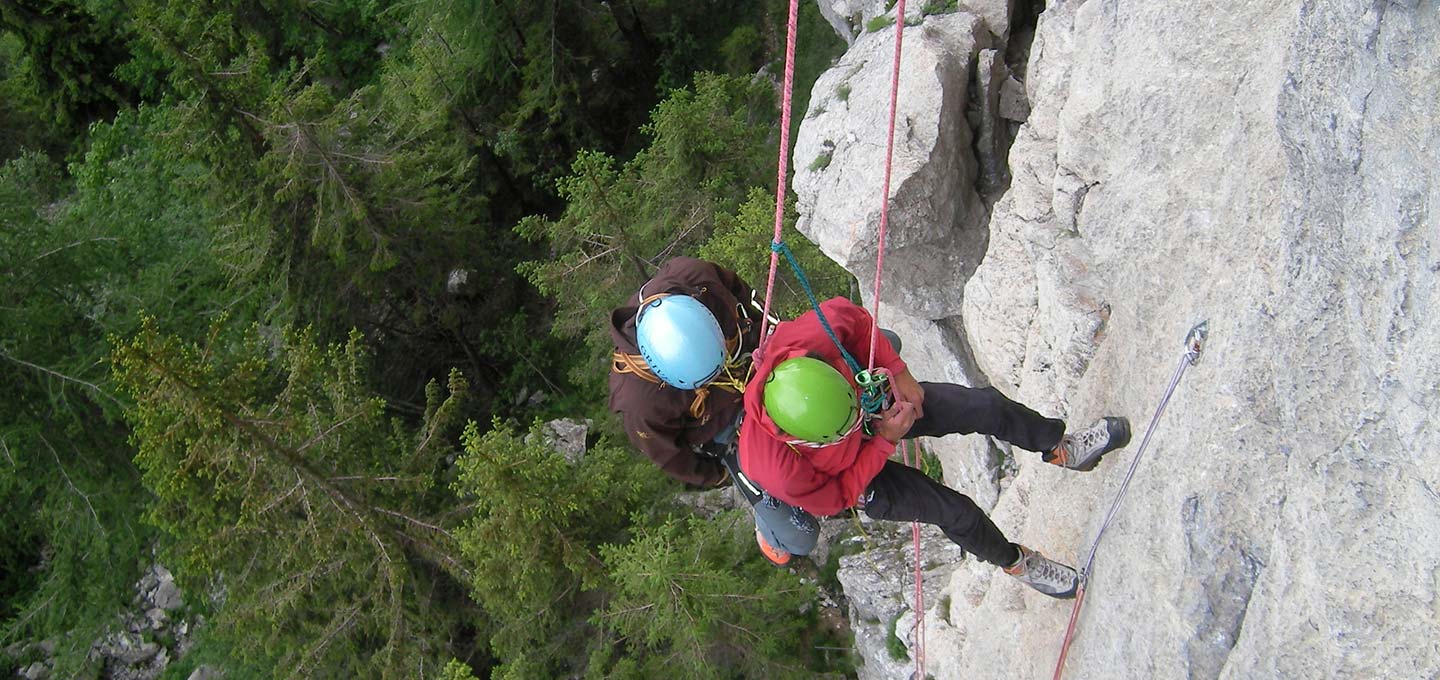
{"left": 636, "top": 295, "right": 728, "bottom": 390}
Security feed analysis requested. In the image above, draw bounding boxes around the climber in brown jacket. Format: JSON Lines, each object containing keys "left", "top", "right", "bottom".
{"left": 608, "top": 257, "right": 818, "bottom": 565}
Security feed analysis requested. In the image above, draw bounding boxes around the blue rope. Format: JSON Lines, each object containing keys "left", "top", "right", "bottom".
{"left": 771, "top": 241, "right": 889, "bottom": 415}
{"left": 772, "top": 241, "right": 863, "bottom": 374}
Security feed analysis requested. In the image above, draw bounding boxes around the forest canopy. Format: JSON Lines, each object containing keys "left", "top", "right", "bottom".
{"left": 0, "top": 0, "right": 858, "bottom": 677}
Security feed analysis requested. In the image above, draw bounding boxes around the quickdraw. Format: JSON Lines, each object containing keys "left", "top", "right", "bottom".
{"left": 1052, "top": 321, "right": 1209, "bottom": 679}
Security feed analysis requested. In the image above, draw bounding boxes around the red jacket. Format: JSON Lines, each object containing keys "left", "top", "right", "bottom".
{"left": 739, "top": 298, "right": 907, "bottom": 516}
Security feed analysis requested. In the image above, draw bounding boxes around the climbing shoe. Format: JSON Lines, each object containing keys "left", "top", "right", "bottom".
{"left": 756, "top": 528, "right": 792, "bottom": 567}
{"left": 1046, "top": 416, "right": 1131, "bottom": 471}
{"left": 1003, "top": 545, "right": 1079, "bottom": 599}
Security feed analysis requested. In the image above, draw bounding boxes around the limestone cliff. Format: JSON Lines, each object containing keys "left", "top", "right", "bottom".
{"left": 793, "top": 1, "right": 1440, "bottom": 677}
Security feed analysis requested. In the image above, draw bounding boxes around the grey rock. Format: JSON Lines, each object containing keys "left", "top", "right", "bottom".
{"left": 815, "top": 0, "right": 893, "bottom": 45}
{"left": 445, "top": 268, "right": 472, "bottom": 295}
{"left": 672, "top": 487, "right": 741, "bottom": 519}
{"left": 836, "top": 521, "right": 965, "bottom": 680}
{"left": 797, "top": 0, "right": 1440, "bottom": 677}
{"left": 187, "top": 666, "right": 224, "bottom": 680}
{"left": 795, "top": 12, "right": 992, "bottom": 320}
{"left": 998, "top": 75, "right": 1029, "bottom": 121}
{"left": 95, "top": 632, "right": 159, "bottom": 665}
{"left": 524, "top": 418, "right": 591, "bottom": 463}
{"left": 144, "top": 608, "right": 168, "bottom": 631}
{"left": 974, "top": 48, "right": 1012, "bottom": 199}
{"left": 151, "top": 577, "right": 182, "bottom": 611}
{"left": 19, "top": 662, "right": 49, "bottom": 680}
{"left": 957, "top": 0, "right": 1016, "bottom": 40}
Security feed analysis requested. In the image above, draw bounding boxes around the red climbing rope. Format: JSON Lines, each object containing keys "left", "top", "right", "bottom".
{"left": 865, "top": 0, "right": 908, "bottom": 372}
{"left": 869, "top": 6, "right": 925, "bottom": 678}
{"left": 755, "top": 3, "right": 925, "bottom": 673}
{"left": 757, "top": 0, "right": 802, "bottom": 354}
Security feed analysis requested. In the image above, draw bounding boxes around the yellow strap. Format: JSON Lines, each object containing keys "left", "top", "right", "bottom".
{"left": 611, "top": 348, "right": 752, "bottom": 421}
{"left": 612, "top": 351, "right": 662, "bottom": 385}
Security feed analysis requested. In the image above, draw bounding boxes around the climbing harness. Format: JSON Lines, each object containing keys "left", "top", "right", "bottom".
{"left": 1052, "top": 321, "right": 1209, "bottom": 680}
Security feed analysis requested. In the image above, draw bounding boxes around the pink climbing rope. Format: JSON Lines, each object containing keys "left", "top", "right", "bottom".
{"left": 757, "top": 0, "right": 802, "bottom": 354}
{"left": 753, "top": 4, "right": 926, "bottom": 674}
{"left": 868, "top": 6, "right": 926, "bottom": 678}
{"left": 864, "top": 0, "right": 907, "bottom": 371}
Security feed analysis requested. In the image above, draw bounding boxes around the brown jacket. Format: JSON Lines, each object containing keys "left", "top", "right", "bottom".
{"left": 608, "top": 257, "right": 762, "bottom": 486}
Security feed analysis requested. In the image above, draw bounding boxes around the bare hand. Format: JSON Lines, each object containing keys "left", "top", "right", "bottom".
{"left": 873, "top": 400, "right": 917, "bottom": 443}
{"left": 891, "top": 370, "right": 925, "bottom": 419}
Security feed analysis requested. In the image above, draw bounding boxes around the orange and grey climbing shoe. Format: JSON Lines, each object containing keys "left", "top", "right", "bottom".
{"left": 1045, "top": 416, "right": 1131, "bottom": 472}
{"left": 1004, "top": 545, "right": 1079, "bottom": 599}
{"left": 755, "top": 528, "right": 792, "bottom": 567}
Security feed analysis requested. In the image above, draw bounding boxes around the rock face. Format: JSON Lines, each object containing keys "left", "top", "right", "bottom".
{"left": 795, "top": 0, "right": 1440, "bottom": 678}
{"left": 795, "top": 10, "right": 992, "bottom": 322}
{"left": 526, "top": 418, "right": 592, "bottom": 463}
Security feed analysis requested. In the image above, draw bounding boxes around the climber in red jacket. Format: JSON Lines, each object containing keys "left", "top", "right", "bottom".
{"left": 738, "top": 297, "right": 1132, "bottom": 598}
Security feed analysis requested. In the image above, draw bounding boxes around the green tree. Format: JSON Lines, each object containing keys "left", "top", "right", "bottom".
{"left": 0, "top": 0, "right": 134, "bottom": 130}
{"left": 451, "top": 422, "right": 666, "bottom": 678}
{"left": 700, "top": 189, "right": 855, "bottom": 320}
{"left": 515, "top": 72, "right": 777, "bottom": 370}
{"left": 0, "top": 147, "right": 165, "bottom": 676}
{"left": 113, "top": 320, "right": 474, "bottom": 678}
{"left": 592, "top": 514, "right": 828, "bottom": 680}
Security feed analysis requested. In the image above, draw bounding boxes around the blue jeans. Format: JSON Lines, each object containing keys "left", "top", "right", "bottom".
{"left": 712, "top": 416, "right": 820, "bottom": 556}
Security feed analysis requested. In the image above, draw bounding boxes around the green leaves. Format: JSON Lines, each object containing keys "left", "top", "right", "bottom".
{"left": 113, "top": 318, "right": 470, "bottom": 678}
{"left": 516, "top": 72, "right": 781, "bottom": 389}
{"left": 452, "top": 421, "right": 663, "bottom": 672}
{"left": 594, "top": 514, "right": 821, "bottom": 680}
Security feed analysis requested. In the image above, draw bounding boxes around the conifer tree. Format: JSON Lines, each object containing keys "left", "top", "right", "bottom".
{"left": 451, "top": 422, "right": 665, "bottom": 677}
{"left": 113, "top": 319, "right": 474, "bottom": 678}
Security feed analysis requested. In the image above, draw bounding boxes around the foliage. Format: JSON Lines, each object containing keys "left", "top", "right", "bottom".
{"left": 516, "top": 73, "right": 778, "bottom": 382}
{"left": 886, "top": 614, "right": 910, "bottom": 661}
{"left": 0, "top": 32, "right": 63, "bottom": 161}
{"left": 439, "top": 659, "right": 481, "bottom": 680}
{"left": 700, "top": 189, "right": 854, "bottom": 320}
{"left": 922, "top": 0, "right": 962, "bottom": 14}
{"left": 113, "top": 319, "right": 473, "bottom": 678}
{"left": 1, "top": 1, "right": 862, "bottom": 676}
{"left": 0, "top": 148, "right": 158, "bottom": 674}
{"left": 0, "top": 0, "right": 134, "bottom": 130}
{"left": 866, "top": 15, "right": 897, "bottom": 32}
{"left": 451, "top": 422, "right": 665, "bottom": 676}
{"left": 592, "top": 513, "right": 825, "bottom": 680}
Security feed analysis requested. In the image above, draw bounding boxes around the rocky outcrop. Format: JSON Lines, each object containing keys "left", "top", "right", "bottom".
{"left": 6, "top": 564, "right": 210, "bottom": 680}
{"left": 795, "top": 9, "right": 991, "bottom": 322}
{"left": 796, "top": 0, "right": 1440, "bottom": 677}
{"left": 526, "top": 418, "right": 592, "bottom": 463}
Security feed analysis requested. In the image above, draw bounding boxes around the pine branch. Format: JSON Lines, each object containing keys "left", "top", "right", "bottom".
{"left": 0, "top": 349, "right": 122, "bottom": 407}
{"left": 39, "top": 434, "right": 104, "bottom": 536}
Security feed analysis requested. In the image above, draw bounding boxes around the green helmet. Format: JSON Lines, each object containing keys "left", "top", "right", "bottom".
{"left": 763, "top": 357, "right": 859, "bottom": 444}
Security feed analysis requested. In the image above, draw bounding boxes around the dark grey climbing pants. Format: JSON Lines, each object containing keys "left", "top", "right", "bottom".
{"left": 861, "top": 382, "right": 1066, "bottom": 566}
